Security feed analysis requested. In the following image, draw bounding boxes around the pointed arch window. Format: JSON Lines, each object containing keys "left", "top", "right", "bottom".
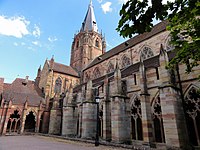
{"left": 107, "top": 62, "right": 114, "bottom": 73}
{"left": 131, "top": 96, "right": 143, "bottom": 140}
{"left": 184, "top": 86, "right": 200, "bottom": 146}
{"left": 152, "top": 95, "right": 165, "bottom": 143}
{"left": 93, "top": 67, "right": 101, "bottom": 79}
{"left": 7, "top": 110, "right": 21, "bottom": 133}
{"left": 121, "top": 55, "right": 131, "bottom": 68}
{"left": 76, "top": 40, "right": 79, "bottom": 48}
{"left": 95, "top": 38, "right": 99, "bottom": 47}
{"left": 85, "top": 72, "right": 90, "bottom": 82}
{"left": 54, "top": 77, "right": 62, "bottom": 94}
{"left": 166, "top": 37, "right": 174, "bottom": 51}
{"left": 141, "top": 47, "right": 154, "bottom": 60}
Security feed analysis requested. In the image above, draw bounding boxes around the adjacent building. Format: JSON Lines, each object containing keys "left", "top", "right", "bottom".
{"left": 0, "top": 1, "right": 200, "bottom": 149}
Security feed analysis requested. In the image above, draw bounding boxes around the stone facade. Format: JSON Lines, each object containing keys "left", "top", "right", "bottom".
{"left": 0, "top": 1, "right": 200, "bottom": 150}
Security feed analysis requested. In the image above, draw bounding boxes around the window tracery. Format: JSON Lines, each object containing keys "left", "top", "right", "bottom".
{"left": 85, "top": 72, "right": 90, "bottom": 82}
{"left": 131, "top": 96, "right": 143, "bottom": 140}
{"left": 93, "top": 67, "right": 101, "bottom": 79}
{"left": 141, "top": 47, "right": 154, "bottom": 60}
{"left": 184, "top": 86, "right": 200, "bottom": 146}
{"left": 54, "top": 77, "right": 62, "bottom": 94}
{"left": 107, "top": 62, "right": 114, "bottom": 73}
{"left": 121, "top": 55, "right": 131, "bottom": 68}
{"left": 165, "top": 37, "right": 174, "bottom": 51}
{"left": 95, "top": 38, "right": 99, "bottom": 47}
{"left": 152, "top": 95, "right": 165, "bottom": 143}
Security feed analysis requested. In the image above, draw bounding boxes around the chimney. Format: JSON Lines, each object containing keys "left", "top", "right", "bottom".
{"left": 0, "top": 78, "right": 4, "bottom": 94}
{"left": 22, "top": 76, "right": 29, "bottom": 86}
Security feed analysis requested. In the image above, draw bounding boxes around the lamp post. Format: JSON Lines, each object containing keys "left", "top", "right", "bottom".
{"left": 95, "top": 96, "right": 99, "bottom": 146}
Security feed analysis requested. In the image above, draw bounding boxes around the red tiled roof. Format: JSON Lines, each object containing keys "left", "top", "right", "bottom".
{"left": 83, "top": 20, "right": 168, "bottom": 71}
{"left": 52, "top": 62, "right": 79, "bottom": 77}
{"left": 3, "top": 78, "right": 45, "bottom": 106}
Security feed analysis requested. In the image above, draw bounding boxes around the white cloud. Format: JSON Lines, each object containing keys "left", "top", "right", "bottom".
{"left": 32, "top": 24, "right": 41, "bottom": 38}
{"left": 32, "top": 41, "right": 38, "bottom": 45}
{"left": 118, "top": 0, "right": 128, "bottom": 4}
{"left": 14, "top": 42, "right": 18, "bottom": 46}
{"left": 0, "top": 15, "right": 30, "bottom": 38}
{"left": 21, "top": 42, "right": 26, "bottom": 46}
{"left": 97, "top": 0, "right": 103, "bottom": 3}
{"left": 48, "top": 36, "right": 58, "bottom": 42}
{"left": 101, "top": 2, "right": 112, "bottom": 14}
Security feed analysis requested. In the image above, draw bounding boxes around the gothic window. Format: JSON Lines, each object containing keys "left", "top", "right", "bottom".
{"left": 141, "top": 47, "right": 154, "bottom": 60}
{"left": 76, "top": 40, "right": 79, "bottom": 48}
{"left": 95, "top": 38, "right": 99, "bottom": 47}
{"left": 85, "top": 72, "right": 90, "bottom": 82}
{"left": 165, "top": 37, "right": 174, "bottom": 51}
{"left": 152, "top": 95, "right": 165, "bottom": 143}
{"left": 54, "top": 77, "right": 62, "bottom": 94}
{"left": 107, "top": 62, "right": 114, "bottom": 73}
{"left": 7, "top": 110, "right": 21, "bottom": 133}
{"left": 131, "top": 96, "right": 143, "bottom": 140}
{"left": 121, "top": 55, "right": 131, "bottom": 68}
{"left": 93, "top": 67, "right": 101, "bottom": 79}
{"left": 184, "top": 86, "right": 200, "bottom": 146}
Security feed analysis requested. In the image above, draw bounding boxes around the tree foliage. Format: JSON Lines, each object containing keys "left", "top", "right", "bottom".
{"left": 116, "top": 0, "right": 200, "bottom": 73}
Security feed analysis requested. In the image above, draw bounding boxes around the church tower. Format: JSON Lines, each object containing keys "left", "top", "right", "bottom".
{"left": 70, "top": 0, "right": 106, "bottom": 73}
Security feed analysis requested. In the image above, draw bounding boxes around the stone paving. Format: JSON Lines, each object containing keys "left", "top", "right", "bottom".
{"left": 0, "top": 135, "right": 131, "bottom": 150}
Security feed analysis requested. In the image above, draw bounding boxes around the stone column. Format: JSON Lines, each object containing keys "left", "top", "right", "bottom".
{"left": 20, "top": 101, "right": 28, "bottom": 134}
{"left": 102, "top": 75, "right": 111, "bottom": 141}
{"left": 81, "top": 102, "right": 97, "bottom": 139}
{"left": 41, "top": 111, "right": 50, "bottom": 133}
{"left": 62, "top": 104, "right": 78, "bottom": 137}
{"left": 81, "top": 80, "right": 97, "bottom": 139}
{"left": 110, "top": 62, "right": 131, "bottom": 143}
{"left": 48, "top": 94, "right": 62, "bottom": 135}
{"left": 1, "top": 102, "right": 11, "bottom": 135}
{"left": 48, "top": 108, "right": 61, "bottom": 135}
{"left": 158, "top": 46, "right": 189, "bottom": 148}
{"left": 139, "top": 61, "right": 154, "bottom": 146}
{"left": 111, "top": 95, "right": 130, "bottom": 143}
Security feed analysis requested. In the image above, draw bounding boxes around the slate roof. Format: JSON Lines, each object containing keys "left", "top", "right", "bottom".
{"left": 3, "top": 78, "right": 45, "bottom": 106}
{"left": 80, "top": 0, "right": 98, "bottom": 32}
{"left": 51, "top": 61, "right": 79, "bottom": 77}
{"left": 83, "top": 20, "right": 168, "bottom": 71}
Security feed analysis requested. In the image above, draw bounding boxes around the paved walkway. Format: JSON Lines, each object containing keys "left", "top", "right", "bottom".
{"left": 0, "top": 135, "right": 130, "bottom": 150}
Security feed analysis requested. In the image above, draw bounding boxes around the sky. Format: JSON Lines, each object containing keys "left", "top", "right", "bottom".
{"left": 0, "top": 0, "right": 129, "bottom": 83}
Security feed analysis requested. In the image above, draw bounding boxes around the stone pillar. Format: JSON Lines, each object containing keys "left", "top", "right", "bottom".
{"left": 2, "top": 100, "right": 13, "bottom": 134}
{"left": 62, "top": 104, "right": 78, "bottom": 137}
{"left": 110, "top": 62, "right": 131, "bottom": 143}
{"left": 111, "top": 96, "right": 130, "bottom": 143}
{"left": 158, "top": 46, "right": 189, "bottom": 148}
{"left": 78, "top": 104, "right": 83, "bottom": 138}
{"left": 41, "top": 111, "right": 50, "bottom": 133}
{"left": 48, "top": 108, "right": 61, "bottom": 135}
{"left": 139, "top": 61, "right": 154, "bottom": 146}
{"left": 20, "top": 101, "right": 28, "bottom": 134}
{"left": 102, "top": 75, "right": 111, "bottom": 141}
{"left": 81, "top": 102, "right": 97, "bottom": 139}
{"left": 81, "top": 80, "right": 98, "bottom": 139}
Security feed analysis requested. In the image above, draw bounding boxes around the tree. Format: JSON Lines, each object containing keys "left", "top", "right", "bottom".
{"left": 116, "top": 0, "right": 200, "bottom": 73}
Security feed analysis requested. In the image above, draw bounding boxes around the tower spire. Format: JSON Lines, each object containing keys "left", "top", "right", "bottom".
{"left": 81, "top": 0, "right": 98, "bottom": 32}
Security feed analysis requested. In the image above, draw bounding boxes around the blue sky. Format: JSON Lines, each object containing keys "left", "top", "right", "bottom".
{"left": 0, "top": 0, "right": 128, "bottom": 83}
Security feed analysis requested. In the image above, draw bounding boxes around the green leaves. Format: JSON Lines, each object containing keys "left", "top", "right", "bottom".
{"left": 117, "top": 0, "right": 200, "bottom": 73}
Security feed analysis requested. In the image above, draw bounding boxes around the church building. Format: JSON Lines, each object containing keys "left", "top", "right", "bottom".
{"left": 0, "top": 1, "right": 200, "bottom": 149}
